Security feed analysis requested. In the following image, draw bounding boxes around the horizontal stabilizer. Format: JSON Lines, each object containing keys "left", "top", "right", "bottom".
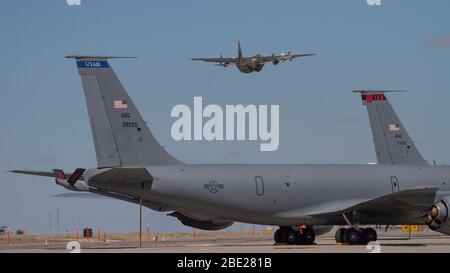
{"left": 9, "top": 169, "right": 85, "bottom": 181}
{"left": 88, "top": 167, "right": 153, "bottom": 187}
{"left": 52, "top": 189, "right": 172, "bottom": 212}
{"left": 52, "top": 192, "right": 110, "bottom": 199}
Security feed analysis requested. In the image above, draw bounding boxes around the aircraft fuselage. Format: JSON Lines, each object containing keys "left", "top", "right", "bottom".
{"left": 236, "top": 55, "right": 265, "bottom": 73}
{"left": 85, "top": 164, "right": 450, "bottom": 227}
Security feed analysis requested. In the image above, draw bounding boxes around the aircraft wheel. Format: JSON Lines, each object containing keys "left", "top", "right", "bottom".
{"left": 298, "top": 228, "right": 315, "bottom": 245}
{"left": 335, "top": 227, "right": 346, "bottom": 243}
{"left": 274, "top": 229, "right": 283, "bottom": 244}
{"left": 344, "top": 228, "right": 360, "bottom": 245}
{"left": 360, "top": 228, "right": 377, "bottom": 245}
{"left": 282, "top": 228, "right": 297, "bottom": 245}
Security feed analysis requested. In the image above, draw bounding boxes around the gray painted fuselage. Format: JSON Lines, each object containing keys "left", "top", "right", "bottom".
{"left": 85, "top": 163, "right": 450, "bottom": 227}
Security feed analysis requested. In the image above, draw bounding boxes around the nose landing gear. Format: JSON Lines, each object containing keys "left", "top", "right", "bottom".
{"left": 274, "top": 226, "right": 316, "bottom": 245}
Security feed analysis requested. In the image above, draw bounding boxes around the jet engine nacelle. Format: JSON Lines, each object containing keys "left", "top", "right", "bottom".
{"left": 168, "top": 212, "right": 234, "bottom": 230}
{"left": 272, "top": 60, "right": 280, "bottom": 65}
{"left": 427, "top": 196, "right": 450, "bottom": 235}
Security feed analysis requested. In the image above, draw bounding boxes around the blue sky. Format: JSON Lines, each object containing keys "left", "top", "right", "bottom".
{"left": 1, "top": 0, "right": 449, "bottom": 234}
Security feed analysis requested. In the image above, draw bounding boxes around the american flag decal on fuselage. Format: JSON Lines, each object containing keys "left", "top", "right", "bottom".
{"left": 389, "top": 124, "right": 400, "bottom": 132}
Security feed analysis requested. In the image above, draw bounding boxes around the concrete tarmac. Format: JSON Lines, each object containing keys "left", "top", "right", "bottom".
{"left": 1, "top": 230, "right": 450, "bottom": 253}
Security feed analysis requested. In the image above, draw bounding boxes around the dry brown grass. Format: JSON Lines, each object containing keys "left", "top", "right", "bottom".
{"left": 1, "top": 230, "right": 274, "bottom": 245}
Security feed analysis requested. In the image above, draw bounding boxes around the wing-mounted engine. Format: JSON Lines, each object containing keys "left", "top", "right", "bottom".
{"left": 53, "top": 168, "right": 89, "bottom": 192}
{"left": 424, "top": 196, "right": 450, "bottom": 235}
{"left": 254, "top": 63, "right": 265, "bottom": 72}
{"left": 168, "top": 211, "right": 234, "bottom": 230}
{"left": 279, "top": 51, "right": 293, "bottom": 62}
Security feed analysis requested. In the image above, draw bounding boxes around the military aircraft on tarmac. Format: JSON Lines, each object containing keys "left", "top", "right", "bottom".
{"left": 190, "top": 41, "right": 316, "bottom": 73}
{"left": 11, "top": 57, "right": 450, "bottom": 246}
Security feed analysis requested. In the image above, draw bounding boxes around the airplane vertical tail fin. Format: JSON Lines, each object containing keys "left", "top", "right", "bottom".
{"left": 237, "top": 40, "right": 243, "bottom": 61}
{"left": 354, "top": 90, "right": 427, "bottom": 165}
{"left": 66, "top": 55, "right": 182, "bottom": 168}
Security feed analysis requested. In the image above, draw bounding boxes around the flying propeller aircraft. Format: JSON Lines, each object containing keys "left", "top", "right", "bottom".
{"left": 190, "top": 40, "right": 316, "bottom": 73}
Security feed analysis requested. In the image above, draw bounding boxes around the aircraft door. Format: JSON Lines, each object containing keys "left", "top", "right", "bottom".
{"left": 255, "top": 176, "right": 264, "bottom": 196}
{"left": 390, "top": 176, "right": 400, "bottom": 192}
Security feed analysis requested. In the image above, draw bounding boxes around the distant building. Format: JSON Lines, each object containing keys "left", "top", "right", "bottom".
{"left": 0, "top": 226, "right": 6, "bottom": 235}
{"left": 16, "top": 229, "right": 27, "bottom": 235}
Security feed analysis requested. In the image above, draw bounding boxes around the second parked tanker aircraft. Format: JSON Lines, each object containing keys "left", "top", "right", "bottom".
{"left": 11, "top": 56, "right": 450, "bottom": 245}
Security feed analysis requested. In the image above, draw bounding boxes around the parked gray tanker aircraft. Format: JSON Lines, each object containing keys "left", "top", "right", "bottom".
{"left": 190, "top": 40, "right": 316, "bottom": 74}
{"left": 10, "top": 56, "right": 450, "bottom": 246}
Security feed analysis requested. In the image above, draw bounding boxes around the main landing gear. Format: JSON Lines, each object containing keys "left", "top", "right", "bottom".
{"left": 274, "top": 226, "right": 316, "bottom": 245}
{"left": 334, "top": 212, "right": 378, "bottom": 245}
{"left": 335, "top": 227, "right": 377, "bottom": 245}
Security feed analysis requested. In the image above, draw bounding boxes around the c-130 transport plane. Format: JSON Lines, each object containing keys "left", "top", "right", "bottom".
{"left": 190, "top": 40, "right": 316, "bottom": 74}
{"left": 10, "top": 56, "right": 450, "bottom": 245}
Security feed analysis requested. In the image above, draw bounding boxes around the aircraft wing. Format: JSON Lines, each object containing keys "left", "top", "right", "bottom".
{"left": 9, "top": 169, "right": 85, "bottom": 181}
{"left": 190, "top": 57, "right": 238, "bottom": 64}
{"left": 333, "top": 187, "right": 438, "bottom": 217}
{"left": 275, "top": 187, "right": 438, "bottom": 219}
{"left": 285, "top": 53, "right": 316, "bottom": 58}
{"left": 265, "top": 53, "right": 316, "bottom": 62}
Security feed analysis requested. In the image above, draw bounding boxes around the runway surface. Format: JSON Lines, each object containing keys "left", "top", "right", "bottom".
{"left": 1, "top": 230, "right": 450, "bottom": 253}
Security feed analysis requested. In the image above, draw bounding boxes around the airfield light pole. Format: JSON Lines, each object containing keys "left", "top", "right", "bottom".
{"left": 139, "top": 181, "right": 146, "bottom": 248}
{"left": 56, "top": 208, "right": 60, "bottom": 235}
{"left": 7, "top": 227, "right": 11, "bottom": 245}
{"left": 48, "top": 212, "right": 52, "bottom": 234}
{"left": 139, "top": 197, "right": 143, "bottom": 248}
